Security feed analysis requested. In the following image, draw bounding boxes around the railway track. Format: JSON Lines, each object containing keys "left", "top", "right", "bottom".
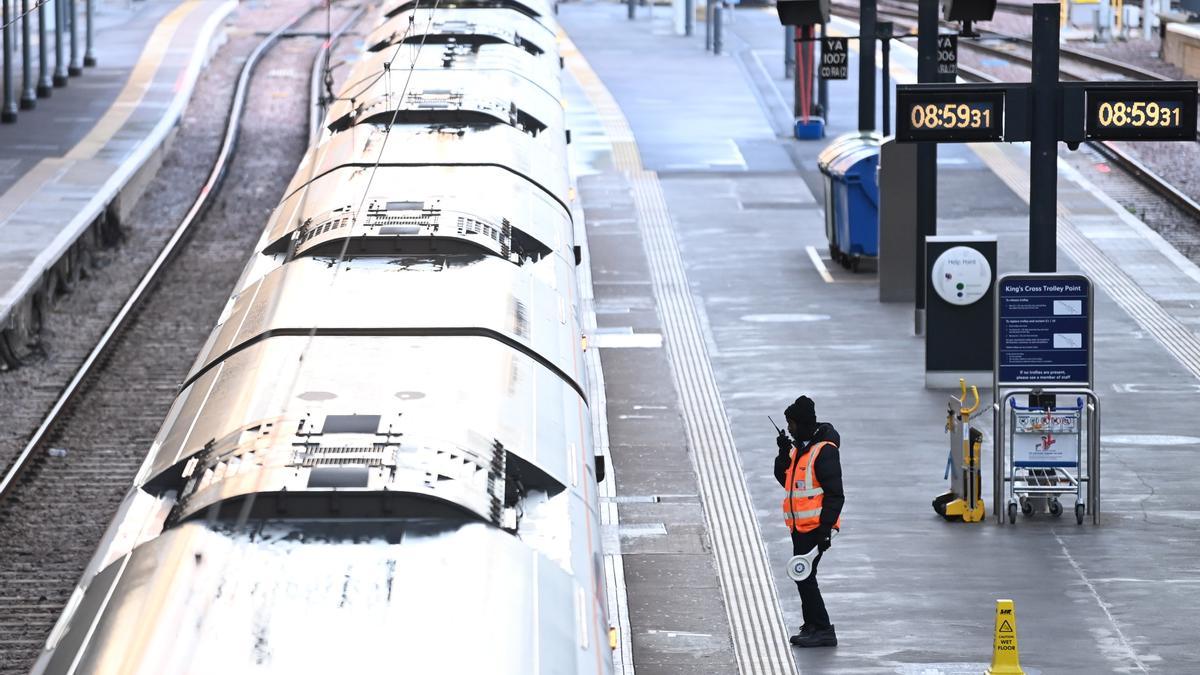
{"left": 0, "top": 3, "right": 362, "bottom": 671}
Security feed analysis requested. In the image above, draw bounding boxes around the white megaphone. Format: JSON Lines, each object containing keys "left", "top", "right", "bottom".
{"left": 786, "top": 529, "right": 838, "bottom": 582}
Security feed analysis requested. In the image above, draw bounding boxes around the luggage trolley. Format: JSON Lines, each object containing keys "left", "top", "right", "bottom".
{"left": 1005, "top": 397, "right": 1087, "bottom": 524}
{"left": 995, "top": 387, "right": 1100, "bottom": 525}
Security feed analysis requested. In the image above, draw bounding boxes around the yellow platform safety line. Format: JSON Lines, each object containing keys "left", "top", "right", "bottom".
{"left": 65, "top": 0, "right": 201, "bottom": 160}
{"left": 986, "top": 599, "right": 1025, "bottom": 675}
{"left": 558, "top": 31, "right": 642, "bottom": 173}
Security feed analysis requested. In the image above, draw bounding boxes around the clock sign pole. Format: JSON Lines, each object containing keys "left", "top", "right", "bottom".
{"left": 894, "top": 2, "right": 1198, "bottom": 275}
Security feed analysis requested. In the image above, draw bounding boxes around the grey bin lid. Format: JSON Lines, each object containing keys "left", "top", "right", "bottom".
{"left": 828, "top": 144, "right": 880, "bottom": 179}
{"left": 816, "top": 131, "right": 883, "bottom": 173}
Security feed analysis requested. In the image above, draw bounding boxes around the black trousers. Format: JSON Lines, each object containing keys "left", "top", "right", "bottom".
{"left": 791, "top": 529, "right": 831, "bottom": 629}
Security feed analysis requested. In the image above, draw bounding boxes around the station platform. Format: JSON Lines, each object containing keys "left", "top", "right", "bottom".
{"left": 560, "top": 2, "right": 1200, "bottom": 672}
{"left": 0, "top": 0, "right": 235, "bottom": 362}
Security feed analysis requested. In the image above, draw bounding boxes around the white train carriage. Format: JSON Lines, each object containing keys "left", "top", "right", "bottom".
{"left": 31, "top": 0, "right": 614, "bottom": 672}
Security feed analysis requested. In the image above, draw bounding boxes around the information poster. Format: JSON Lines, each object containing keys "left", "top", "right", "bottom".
{"left": 997, "top": 275, "right": 1092, "bottom": 386}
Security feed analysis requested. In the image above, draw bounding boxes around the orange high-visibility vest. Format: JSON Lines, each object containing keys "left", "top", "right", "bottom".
{"left": 782, "top": 441, "right": 841, "bottom": 533}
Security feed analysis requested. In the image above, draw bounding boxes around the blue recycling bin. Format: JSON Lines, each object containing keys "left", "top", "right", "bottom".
{"left": 828, "top": 143, "right": 880, "bottom": 271}
{"left": 816, "top": 133, "right": 880, "bottom": 270}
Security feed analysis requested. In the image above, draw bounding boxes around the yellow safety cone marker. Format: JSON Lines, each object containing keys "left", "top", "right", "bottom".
{"left": 986, "top": 599, "right": 1025, "bottom": 675}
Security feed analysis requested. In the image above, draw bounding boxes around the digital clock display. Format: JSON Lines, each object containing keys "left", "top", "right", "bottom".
{"left": 896, "top": 88, "right": 1004, "bottom": 142}
{"left": 1086, "top": 88, "right": 1197, "bottom": 141}
{"left": 909, "top": 102, "right": 994, "bottom": 131}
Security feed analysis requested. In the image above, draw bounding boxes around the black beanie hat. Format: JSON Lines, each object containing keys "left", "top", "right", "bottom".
{"left": 784, "top": 396, "right": 816, "bottom": 428}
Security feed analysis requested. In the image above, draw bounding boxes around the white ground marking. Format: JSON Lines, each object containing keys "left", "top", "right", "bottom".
{"left": 805, "top": 245, "right": 834, "bottom": 283}
{"left": 1053, "top": 532, "right": 1150, "bottom": 673}
{"left": 589, "top": 332, "right": 664, "bottom": 349}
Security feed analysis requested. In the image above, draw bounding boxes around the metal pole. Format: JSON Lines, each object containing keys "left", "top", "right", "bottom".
{"left": 2, "top": 0, "right": 16, "bottom": 122}
{"left": 793, "top": 29, "right": 801, "bottom": 119}
{"left": 685, "top": 0, "right": 694, "bottom": 37}
{"left": 84, "top": 0, "right": 94, "bottom": 66}
{"left": 879, "top": 21, "right": 892, "bottom": 136}
{"left": 706, "top": 0, "right": 712, "bottom": 49}
{"left": 784, "top": 25, "right": 794, "bottom": 78}
{"left": 626, "top": 0, "right": 633, "bottom": 20}
{"left": 1029, "top": 3, "right": 1059, "bottom": 273}
{"left": 858, "top": 0, "right": 876, "bottom": 131}
{"left": 54, "top": 0, "right": 68, "bottom": 86}
{"left": 20, "top": 0, "right": 35, "bottom": 108}
{"left": 915, "top": 0, "right": 938, "bottom": 333}
{"left": 68, "top": 0, "right": 80, "bottom": 75}
{"left": 37, "top": 0, "right": 50, "bottom": 96}
{"left": 817, "top": 23, "right": 828, "bottom": 118}
{"left": 712, "top": 2, "right": 721, "bottom": 53}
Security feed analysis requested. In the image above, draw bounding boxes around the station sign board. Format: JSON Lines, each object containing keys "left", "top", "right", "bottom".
{"left": 995, "top": 274, "right": 1093, "bottom": 387}
{"left": 896, "top": 86, "right": 1004, "bottom": 142}
{"left": 937, "top": 34, "right": 958, "bottom": 80}
{"left": 1084, "top": 85, "right": 1198, "bottom": 141}
{"left": 820, "top": 38, "right": 848, "bottom": 80}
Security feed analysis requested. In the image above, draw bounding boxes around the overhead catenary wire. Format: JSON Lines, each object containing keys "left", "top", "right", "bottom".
{"left": 0, "top": 0, "right": 50, "bottom": 33}
{"left": 265, "top": 0, "right": 445, "bottom": 482}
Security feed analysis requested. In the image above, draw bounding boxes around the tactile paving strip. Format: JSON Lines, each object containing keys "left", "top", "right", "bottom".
{"left": 562, "top": 33, "right": 797, "bottom": 675}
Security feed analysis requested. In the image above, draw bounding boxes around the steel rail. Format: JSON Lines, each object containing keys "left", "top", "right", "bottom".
{"left": 0, "top": 4, "right": 325, "bottom": 504}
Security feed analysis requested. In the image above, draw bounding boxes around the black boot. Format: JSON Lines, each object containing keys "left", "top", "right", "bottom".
{"left": 792, "top": 624, "right": 837, "bottom": 648}
{"left": 788, "top": 624, "right": 814, "bottom": 645}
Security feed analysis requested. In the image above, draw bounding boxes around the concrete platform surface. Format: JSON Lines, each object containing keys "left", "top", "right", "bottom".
{"left": 0, "top": 0, "right": 236, "bottom": 359}
{"left": 561, "top": 2, "right": 1200, "bottom": 673}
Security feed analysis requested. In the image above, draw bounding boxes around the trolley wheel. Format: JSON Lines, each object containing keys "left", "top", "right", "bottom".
{"left": 1048, "top": 499, "right": 1063, "bottom": 518}
{"left": 1075, "top": 503, "right": 1085, "bottom": 525}
{"left": 1020, "top": 499, "right": 1033, "bottom": 517}
{"left": 1007, "top": 503, "right": 1018, "bottom": 524}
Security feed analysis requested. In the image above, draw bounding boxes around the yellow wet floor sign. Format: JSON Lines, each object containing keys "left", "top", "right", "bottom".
{"left": 986, "top": 599, "right": 1025, "bottom": 674}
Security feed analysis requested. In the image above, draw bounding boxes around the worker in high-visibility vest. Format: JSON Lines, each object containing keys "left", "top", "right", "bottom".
{"left": 774, "top": 396, "right": 844, "bottom": 648}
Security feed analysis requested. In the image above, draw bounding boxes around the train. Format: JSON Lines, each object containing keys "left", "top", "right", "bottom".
{"left": 31, "top": 0, "right": 614, "bottom": 672}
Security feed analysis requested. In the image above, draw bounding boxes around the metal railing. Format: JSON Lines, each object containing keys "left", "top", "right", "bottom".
{"left": 1, "top": 0, "right": 94, "bottom": 123}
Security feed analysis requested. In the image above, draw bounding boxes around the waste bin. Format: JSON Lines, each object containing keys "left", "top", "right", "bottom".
{"left": 828, "top": 142, "right": 880, "bottom": 272}
{"left": 815, "top": 133, "right": 880, "bottom": 270}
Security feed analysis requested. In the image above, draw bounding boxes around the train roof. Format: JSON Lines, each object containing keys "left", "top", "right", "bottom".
{"left": 261, "top": 165, "right": 572, "bottom": 260}
{"left": 139, "top": 334, "right": 587, "bottom": 523}
{"left": 281, "top": 118, "right": 569, "bottom": 214}
{"left": 366, "top": 7, "right": 557, "bottom": 59}
{"left": 379, "top": 0, "right": 558, "bottom": 31}
{"left": 323, "top": 69, "right": 564, "bottom": 147}
{"left": 185, "top": 254, "right": 584, "bottom": 395}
